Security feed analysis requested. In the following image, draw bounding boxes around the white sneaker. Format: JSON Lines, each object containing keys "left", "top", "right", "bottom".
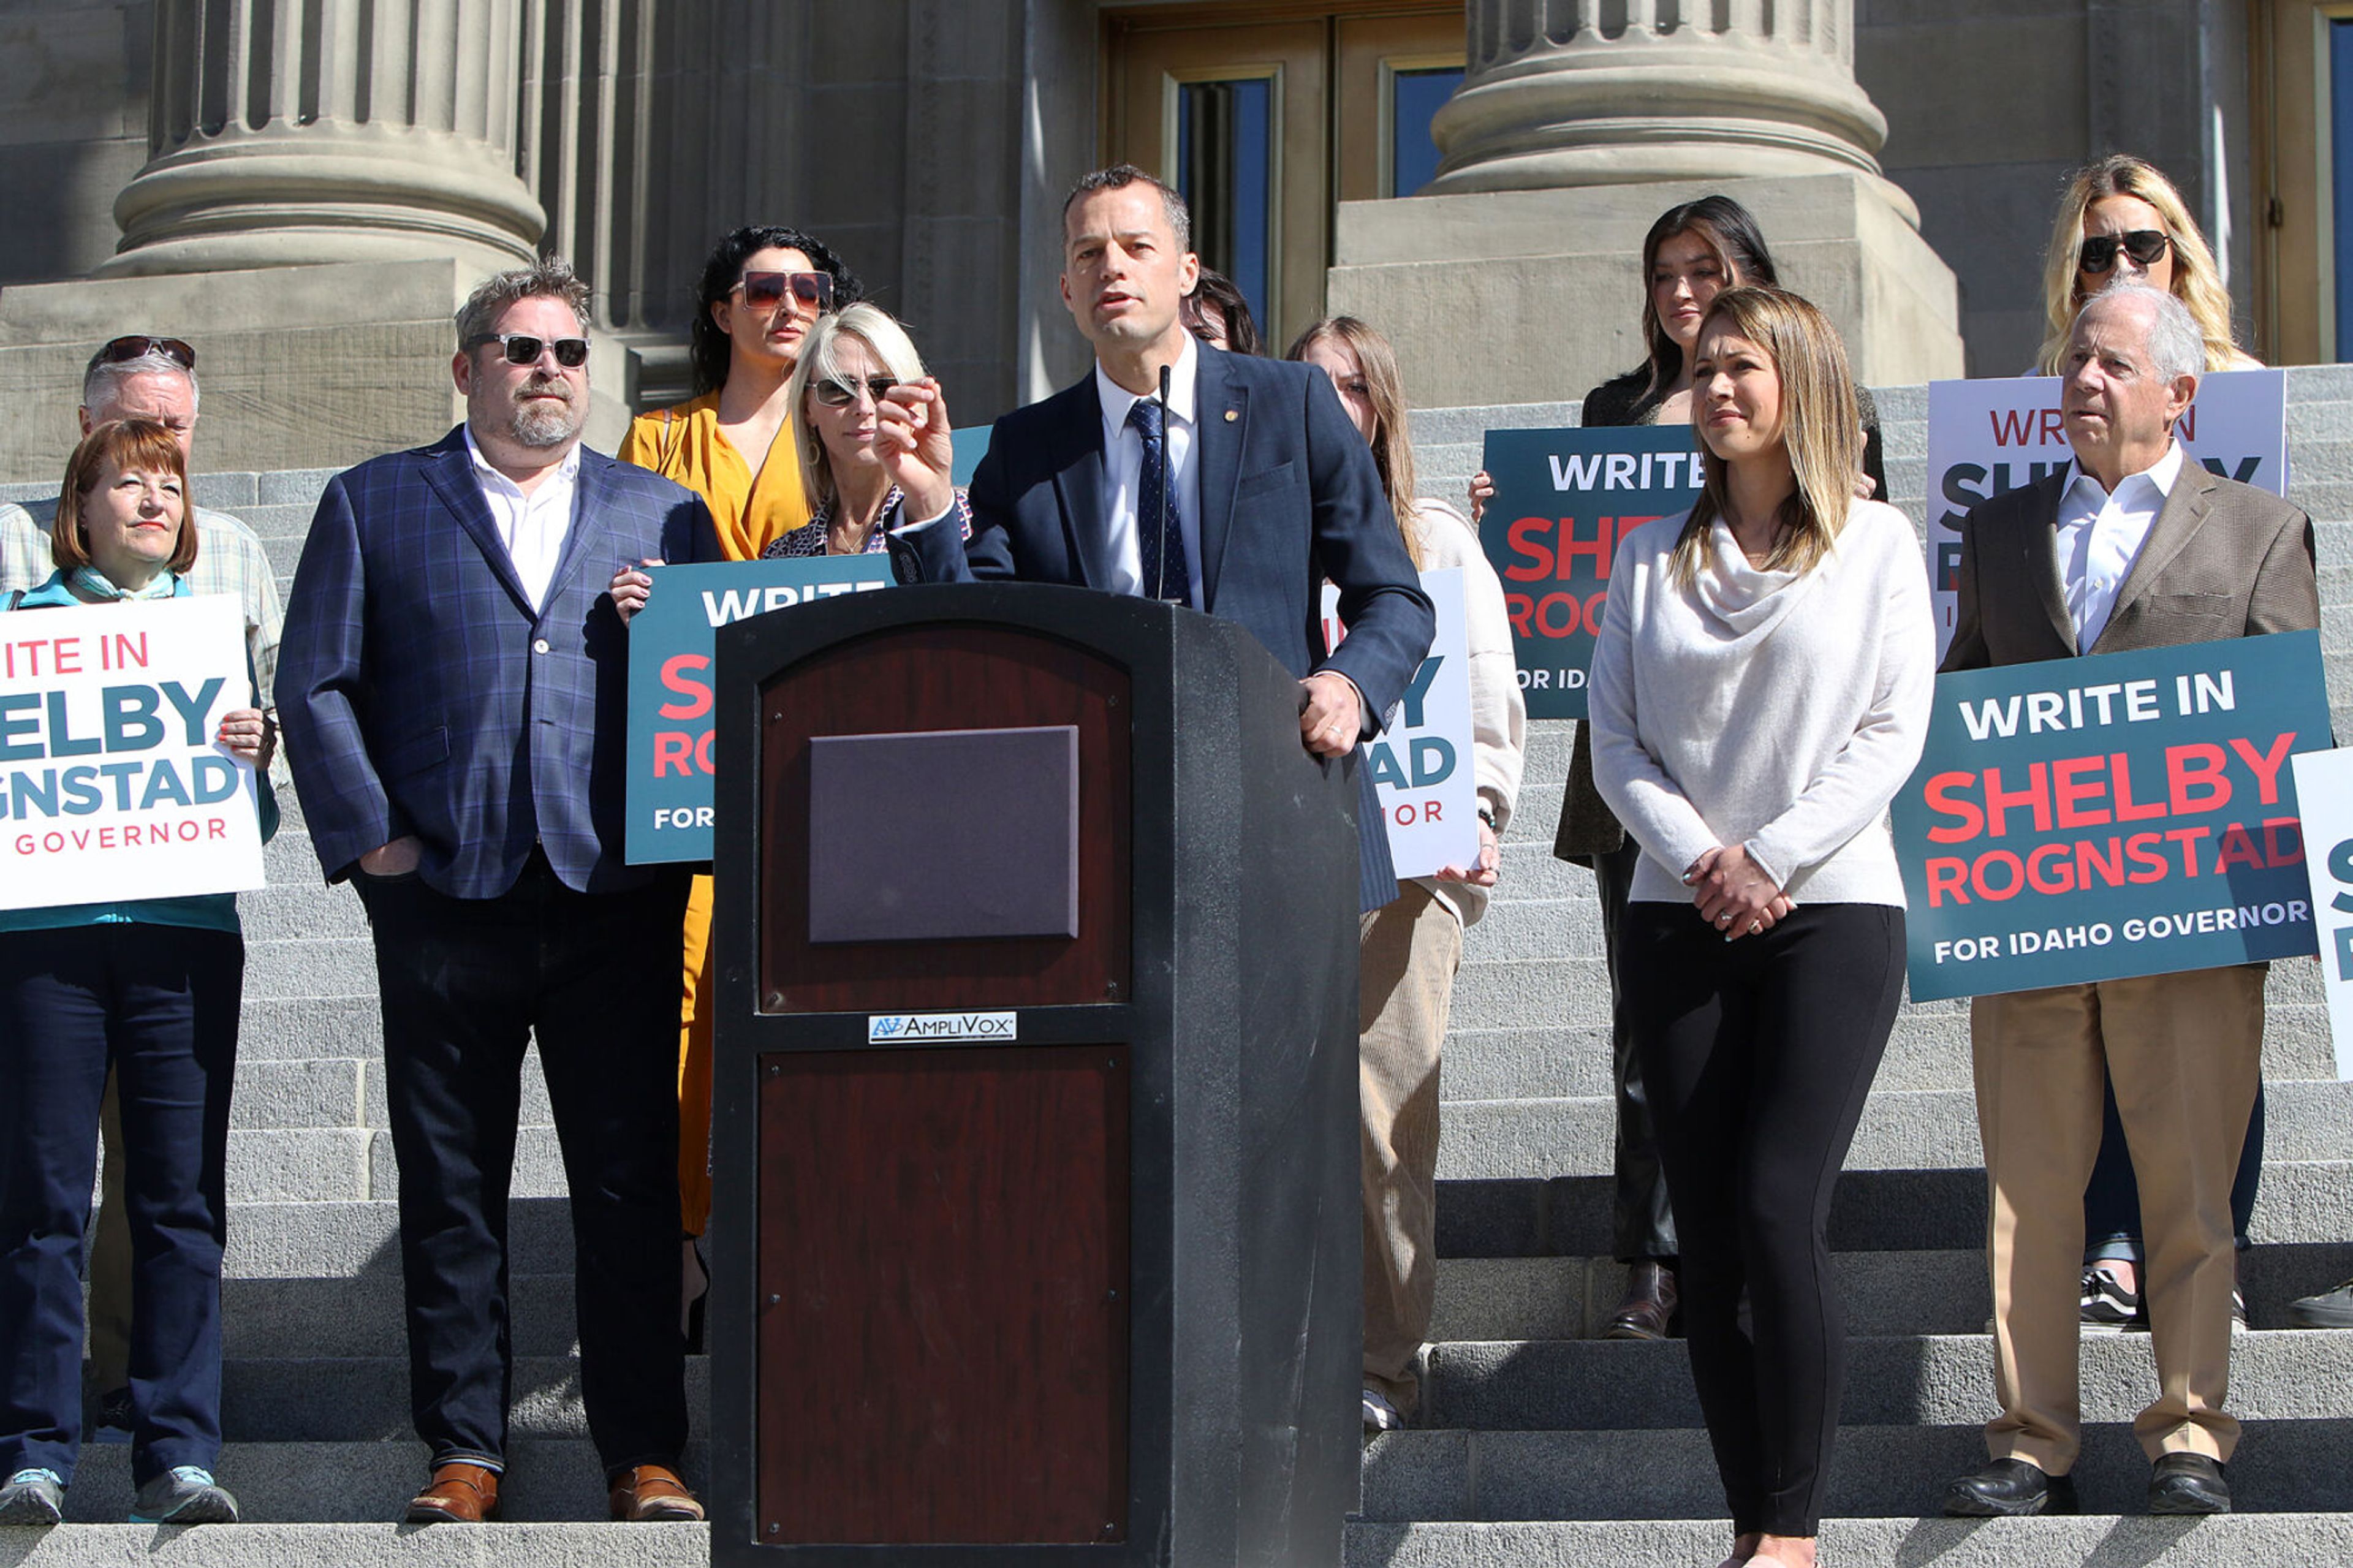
{"left": 1361, "top": 1388, "right": 1404, "bottom": 1434}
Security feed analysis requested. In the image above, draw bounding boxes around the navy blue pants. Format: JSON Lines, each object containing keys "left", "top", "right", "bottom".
{"left": 0, "top": 922, "right": 240, "bottom": 1489}
{"left": 1624, "top": 902, "right": 1906, "bottom": 1540}
{"left": 357, "top": 854, "right": 691, "bottom": 1477}
{"left": 2085, "top": 1075, "right": 2264, "bottom": 1262}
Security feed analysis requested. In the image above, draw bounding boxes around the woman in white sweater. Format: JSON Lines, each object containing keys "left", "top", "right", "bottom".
{"left": 1286, "top": 316, "right": 1528, "bottom": 1437}
{"left": 1588, "top": 286, "right": 1933, "bottom": 1568}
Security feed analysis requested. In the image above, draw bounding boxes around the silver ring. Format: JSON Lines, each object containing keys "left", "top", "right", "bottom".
{"left": 1749, "top": 920, "right": 1762, "bottom": 934}
{"left": 1717, "top": 913, "right": 1731, "bottom": 926}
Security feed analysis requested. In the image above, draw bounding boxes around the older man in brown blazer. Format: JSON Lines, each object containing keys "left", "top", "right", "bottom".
{"left": 1939, "top": 282, "right": 2319, "bottom": 1520}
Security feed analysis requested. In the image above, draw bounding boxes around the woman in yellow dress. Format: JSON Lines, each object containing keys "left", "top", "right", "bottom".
{"left": 616, "top": 225, "right": 862, "bottom": 1338}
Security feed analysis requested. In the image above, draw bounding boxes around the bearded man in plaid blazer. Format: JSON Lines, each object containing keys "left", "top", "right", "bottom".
{"left": 278, "top": 259, "right": 721, "bottom": 1525}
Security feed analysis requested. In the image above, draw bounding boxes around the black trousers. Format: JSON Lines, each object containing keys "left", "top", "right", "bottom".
{"left": 0, "top": 923, "right": 240, "bottom": 1490}
{"left": 357, "top": 854, "right": 691, "bottom": 1477}
{"left": 1591, "top": 838, "right": 1677, "bottom": 1263}
{"left": 1623, "top": 901, "right": 1904, "bottom": 1539}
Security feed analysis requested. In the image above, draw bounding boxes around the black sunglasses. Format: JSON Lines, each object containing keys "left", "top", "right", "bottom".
{"left": 464, "top": 332, "right": 591, "bottom": 368}
{"left": 90, "top": 335, "right": 197, "bottom": 373}
{"left": 2078, "top": 230, "right": 2172, "bottom": 275}
{"left": 813, "top": 375, "right": 898, "bottom": 409}
{"left": 735, "top": 271, "right": 833, "bottom": 312}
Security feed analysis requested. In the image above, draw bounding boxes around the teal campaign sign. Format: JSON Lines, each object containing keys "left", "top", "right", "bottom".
{"left": 1482, "top": 424, "right": 1705, "bottom": 719}
{"left": 1893, "top": 631, "right": 2331, "bottom": 1002}
{"left": 626, "top": 556, "right": 893, "bottom": 863}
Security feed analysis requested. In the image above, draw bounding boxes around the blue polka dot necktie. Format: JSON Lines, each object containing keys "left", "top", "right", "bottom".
{"left": 1127, "top": 397, "right": 1191, "bottom": 606}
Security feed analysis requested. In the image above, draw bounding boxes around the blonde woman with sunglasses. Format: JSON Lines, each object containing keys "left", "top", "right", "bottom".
{"left": 762, "top": 305, "right": 972, "bottom": 558}
{"left": 610, "top": 225, "right": 861, "bottom": 1344}
{"left": 2034, "top": 156, "right": 2258, "bottom": 375}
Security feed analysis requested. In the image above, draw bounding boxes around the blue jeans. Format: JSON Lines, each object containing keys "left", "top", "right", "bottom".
{"left": 2083, "top": 1072, "right": 2262, "bottom": 1263}
{"left": 0, "top": 922, "right": 241, "bottom": 1488}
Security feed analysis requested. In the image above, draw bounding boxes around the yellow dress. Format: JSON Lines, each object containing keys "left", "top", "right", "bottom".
{"left": 620, "top": 391, "right": 812, "bottom": 1237}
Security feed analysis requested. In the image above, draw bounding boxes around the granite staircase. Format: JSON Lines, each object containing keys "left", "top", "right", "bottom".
{"left": 9, "top": 370, "right": 2353, "bottom": 1565}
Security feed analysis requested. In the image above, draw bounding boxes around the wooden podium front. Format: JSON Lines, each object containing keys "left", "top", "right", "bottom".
{"left": 707, "top": 583, "right": 1361, "bottom": 1568}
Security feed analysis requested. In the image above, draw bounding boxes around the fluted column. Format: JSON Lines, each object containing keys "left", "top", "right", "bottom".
{"left": 1431, "top": 0, "right": 1911, "bottom": 221}
{"left": 101, "top": 0, "right": 544, "bottom": 278}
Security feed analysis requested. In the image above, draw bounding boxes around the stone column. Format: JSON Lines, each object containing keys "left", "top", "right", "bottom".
{"left": 1429, "top": 0, "right": 1912, "bottom": 222}
{"left": 100, "top": 0, "right": 543, "bottom": 278}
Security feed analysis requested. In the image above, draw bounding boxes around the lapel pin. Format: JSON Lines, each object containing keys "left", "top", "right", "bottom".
{"left": 1224, "top": 409, "right": 1238, "bottom": 422}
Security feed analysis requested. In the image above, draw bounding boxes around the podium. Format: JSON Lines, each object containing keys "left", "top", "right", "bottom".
{"left": 707, "top": 582, "right": 1362, "bottom": 1568}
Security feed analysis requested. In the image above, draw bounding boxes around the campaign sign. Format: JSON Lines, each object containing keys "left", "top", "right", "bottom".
{"left": 2290, "top": 748, "right": 2353, "bottom": 1080}
{"left": 1322, "top": 569, "right": 1479, "bottom": 879}
{"left": 0, "top": 595, "right": 263, "bottom": 909}
{"left": 1926, "top": 369, "right": 2287, "bottom": 661}
{"left": 1482, "top": 425, "right": 1704, "bottom": 721}
{"left": 626, "top": 556, "right": 893, "bottom": 863}
{"left": 1893, "top": 631, "right": 2329, "bottom": 1002}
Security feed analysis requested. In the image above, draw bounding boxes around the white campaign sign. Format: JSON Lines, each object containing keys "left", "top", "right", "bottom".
{"left": 2291, "top": 748, "right": 2353, "bottom": 1081}
{"left": 1324, "top": 569, "right": 1479, "bottom": 881}
{"left": 0, "top": 594, "right": 264, "bottom": 909}
{"left": 1925, "top": 369, "right": 2288, "bottom": 662}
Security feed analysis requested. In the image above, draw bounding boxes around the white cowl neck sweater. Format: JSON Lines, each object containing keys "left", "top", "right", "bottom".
{"left": 1588, "top": 499, "right": 1935, "bottom": 906}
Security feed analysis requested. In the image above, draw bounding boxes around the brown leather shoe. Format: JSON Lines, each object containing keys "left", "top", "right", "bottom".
{"left": 406, "top": 1461, "right": 500, "bottom": 1523}
{"left": 608, "top": 1462, "right": 705, "bottom": 1522}
{"left": 1605, "top": 1260, "right": 1679, "bottom": 1341}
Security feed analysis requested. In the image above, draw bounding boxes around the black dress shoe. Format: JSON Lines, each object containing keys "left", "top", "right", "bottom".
{"left": 1942, "top": 1457, "right": 2078, "bottom": 1517}
{"left": 1605, "top": 1260, "right": 1678, "bottom": 1340}
{"left": 2148, "top": 1452, "right": 2230, "bottom": 1515}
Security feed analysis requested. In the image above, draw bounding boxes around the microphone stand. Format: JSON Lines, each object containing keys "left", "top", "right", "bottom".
{"left": 1156, "top": 363, "right": 1175, "bottom": 604}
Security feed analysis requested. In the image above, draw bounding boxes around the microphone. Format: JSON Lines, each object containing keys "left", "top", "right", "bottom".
{"left": 1156, "top": 363, "right": 1174, "bottom": 604}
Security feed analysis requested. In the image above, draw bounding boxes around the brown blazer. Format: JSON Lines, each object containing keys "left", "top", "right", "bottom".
{"left": 1940, "top": 458, "right": 2319, "bottom": 674}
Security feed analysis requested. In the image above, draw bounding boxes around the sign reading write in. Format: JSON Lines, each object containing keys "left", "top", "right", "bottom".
{"left": 1323, "top": 568, "right": 1479, "bottom": 879}
{"left": 626, "top": 556, "right": 893, "bottom": 863}
{"left": 2291, "top": 748, "right": 2353, "bottom": 1081}
{"left": 1482, "top": 425, "right": 1704, "bottom": 720}
{"left": 0, "top": 596, "right": 264, "bottom": 910}
{"left": 1926, "top": 370, "right": 2286, "bottom": 661}
{"left": 1892, "top": 631, "right": 2330, "bottom": 1002}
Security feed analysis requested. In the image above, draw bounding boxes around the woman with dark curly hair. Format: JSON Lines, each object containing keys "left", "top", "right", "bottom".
{"left": 610, "top": 224, "right": 861, "bottom": 1337}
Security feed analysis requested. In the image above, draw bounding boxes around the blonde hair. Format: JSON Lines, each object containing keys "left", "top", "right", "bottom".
{"left": 1284, "top": 316, "right": 1423, "bottom": 569}
{"left": 2035, "top": 155, "right": 2246, "bottom": 374}
{"left": 786, "top": 303, "right": 929, "bottom": 509}
{"left": 1672, "top": 287, "right": 1862, "bottom": 587}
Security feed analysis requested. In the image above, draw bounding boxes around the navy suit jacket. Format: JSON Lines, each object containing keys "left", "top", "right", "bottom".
{"left": 278, "top": 426, "right": 720, "bottom": 896}
{"left": 890, "top": 348, "right": 1436, "bottom": 909}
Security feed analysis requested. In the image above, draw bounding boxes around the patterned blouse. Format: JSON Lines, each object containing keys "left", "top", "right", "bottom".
{"left": 759, "top": 485, "right": 973, "bottom": 559}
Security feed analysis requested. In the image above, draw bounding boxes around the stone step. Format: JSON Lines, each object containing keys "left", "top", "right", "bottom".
{"left": 1435, "top": 1160, "right": 2353, "bottom": 1259}
{"left": 1347, "top": 1515, "right": 2353, "bottom": 1567}
{"left": 214, "top": 1355, "right": 711, "bottom": 1442}
{"left": 1433, "top": 1080, "right": 2353, "bottom": 1183}
{"left": 241, "top": 935, "right": 380, "bottom": 999}
{"left": 1428, "top": 1245, "right": 2353, "bottom": 1343}
{"left": 219, "top": 1052, "right": 556, "bottom": 1132}
{"left": 237, "top": 880, "right": 371, "bottom": 940}
{"left": 226, "top": 500, "right": 322, "bottom": 538}
{"left": 1420, "top": 1329, "right": 2353, "bottom": 1433}
{"left": 1358, "top": 1418, "right": 2353, "bottom": 1520}
{"left": 237, "top": 996, "right": 383, "bottom": 1059}
{"left": 219, "top": 1198, "right": 573, "bottom": 1279}
{"left": 221, "top": 1122, "right": 566, "bottom": 1204}
{"left": 214, "top": 1273, "right": 580, "bottom": 1359}
{"left": 37, "top": 1439, "right": 708, "bottom": 1525}
{"left": 10, "top": 1524, "right": 707, "bottom": 1566}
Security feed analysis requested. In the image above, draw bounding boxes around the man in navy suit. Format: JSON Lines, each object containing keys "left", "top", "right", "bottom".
{"left": 277, "top": 260, "right": 720, "bottom": 1525}
{"left": 877, "top": 165, "right": 1434, "bottom": 912}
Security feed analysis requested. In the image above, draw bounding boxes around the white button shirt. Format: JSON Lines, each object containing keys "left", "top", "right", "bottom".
{"left": 2056, "top": 439, "right": 2183, "bottom": 651}
{"left": 1093, "top": 329, "right": 1206, "bottom": 609}
{"left": 464, "top": 426, "right": 580, "bottom": 613}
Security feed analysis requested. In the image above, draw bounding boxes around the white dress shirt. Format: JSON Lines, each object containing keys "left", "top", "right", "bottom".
{"left": 464, "top": 426, "right": 580, "bottom": 613}
{"left": 1093, "top": 329, "right": 1205, "bottom": 609}
{"left": 2055, "top": 439, "right": 2182, "bottom": 651}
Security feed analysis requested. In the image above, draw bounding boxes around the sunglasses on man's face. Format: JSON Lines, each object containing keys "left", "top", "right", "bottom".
{"left": 91, "top": 335, "right": 197, "bottom": 373}
{"left": 813, "top": 375, "right": 898, "bottom": 409}
{"left": 735, "top": 271, "right": 833, "bottom": 312}
{"left": 2078, "top": 230, "right": 2172, "bottom": 275}
{"left": 464, "top": 333, "right": 591, "bottom": 369}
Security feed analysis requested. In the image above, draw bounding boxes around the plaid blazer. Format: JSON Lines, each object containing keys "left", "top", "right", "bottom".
{"left": 278, "top": 426, "right": 719, "bottom": 896}
{"left": 1941, "top": 460, "right": 2319, "bottom": 673}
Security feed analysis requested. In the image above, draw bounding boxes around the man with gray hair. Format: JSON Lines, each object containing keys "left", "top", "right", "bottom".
{"left": 1939, "top": 280, "right": 2319, "bottom": 1518}
{"left": 0, "top": 335, "right": 283, "bottom": 1444}
{"left": 276, "top": 259, "right": 720, "bottom": 1525}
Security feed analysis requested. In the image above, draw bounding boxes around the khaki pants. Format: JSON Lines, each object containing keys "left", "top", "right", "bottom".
{"left": 1972, "top": 965, "right": 2265, "bottom": 1472}
{"left": 88, "top": 1071, "right": 133, "bottom": 1393}
{"left": 1359, "top": 882, "right": 1462, "bottom": 1418}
